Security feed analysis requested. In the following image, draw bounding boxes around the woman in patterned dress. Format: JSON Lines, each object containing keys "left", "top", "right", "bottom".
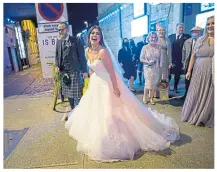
{"left": 155, "top": 25, "right": 172, "bottom": 98}
{"left": 140, "top": 32, "right": 161, "bottom": 105}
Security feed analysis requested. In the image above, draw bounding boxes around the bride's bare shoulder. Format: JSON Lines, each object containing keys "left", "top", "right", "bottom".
{"left": 99, "top": 47, "right": 109, "bottom": 58}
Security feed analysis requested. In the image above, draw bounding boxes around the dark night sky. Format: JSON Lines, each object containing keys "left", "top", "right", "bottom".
{"left": 67, "top": 3, "right": 98, "bottom": 35}
{"left": 4, "top": 3, "right": 98, "bottom": 35}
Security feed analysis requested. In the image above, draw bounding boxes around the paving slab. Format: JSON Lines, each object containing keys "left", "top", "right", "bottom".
{"left": 4, "top": 122, "right": 84, "bottom": 169}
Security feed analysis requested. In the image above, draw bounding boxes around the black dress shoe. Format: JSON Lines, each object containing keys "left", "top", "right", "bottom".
{"left": 180, "top": 96, "right": 186, "bottom": 100}
{"left": 65, "top": 116, "right": 68, "bottom": 121}
{"left": 174, "top": 89, "right": 179, "bottom": 93}
{"left": 130, "top": 88, "right": 136, "bottom": 92}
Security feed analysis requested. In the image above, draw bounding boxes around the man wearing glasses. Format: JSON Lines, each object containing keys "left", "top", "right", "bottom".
{"left": 55, "top": 22, "right": 88, "bottom": 121}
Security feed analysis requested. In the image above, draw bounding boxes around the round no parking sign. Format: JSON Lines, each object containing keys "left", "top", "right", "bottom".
{"left": 36, "top": 3, "right": 68, "bottom": 23}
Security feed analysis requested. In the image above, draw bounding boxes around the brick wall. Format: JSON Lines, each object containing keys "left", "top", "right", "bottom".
{"left": 121, "top": 4, "right": 134, "bottom": 39}
{"left": 99, "top": 5, "right": 121, "bottom": 58}
{"left": 98, "top": 3, "right": 115, "bottom": 16}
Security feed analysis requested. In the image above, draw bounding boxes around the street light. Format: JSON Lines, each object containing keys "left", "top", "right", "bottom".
{"left": 84, "top": 21, "right": 88, "bottom": 28}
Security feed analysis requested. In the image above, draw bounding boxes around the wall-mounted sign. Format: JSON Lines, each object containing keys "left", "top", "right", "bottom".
{"left": 184, "top": 3, "right": 192, "bottom": 16}
{"left": 201, "top": 3, "right": 214, "bottom": 12}
{"left": 133, "top": 3, "right": 145, "bottom": 18}
{"left": 131, "top": 15, "right": 148, "bottom": 37}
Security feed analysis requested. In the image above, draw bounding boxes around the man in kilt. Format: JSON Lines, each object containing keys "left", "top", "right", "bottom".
{"left": 55, "top": 22, "right": 88, "bottom": 121}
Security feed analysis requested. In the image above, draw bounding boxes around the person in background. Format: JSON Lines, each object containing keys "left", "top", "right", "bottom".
{"left": 180, "top": 16, "right": 214, "bottom": 127}
{"left": 118, "top": 38, "right": 136, "bottom": 92}
{"left": 129, "top": 38, "right": 139, "bottom": 82}
{"left": 168, "top": 23, "right": 190, "bottom": 93}
{"left": 140, "top": 32, "right": 161, "bottom": 105}
{"left": 155, "top": 25, "right": 172, "bottom": 98}
{"left": 137, "top": 34, "right": 148, "bottom": 85}
{"left": 180, "top": 26, "right": 202, "bottom": 100}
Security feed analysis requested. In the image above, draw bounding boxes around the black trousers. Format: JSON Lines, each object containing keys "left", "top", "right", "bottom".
{"left": 138, "top": 71, "right": 143, "bottom": 83}
{"left": 184, "top": 78, "right": 191, "bottom": 97}
{"left": 169, "top": 73, "right": 181, "bottom": 90}
{"left": 169, "top": 66, "right": 182, "bottom": 90}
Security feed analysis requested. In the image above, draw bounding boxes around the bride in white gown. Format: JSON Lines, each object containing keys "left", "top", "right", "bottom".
{"left": 65, "top": 25, "right": 180, "bottom": 162}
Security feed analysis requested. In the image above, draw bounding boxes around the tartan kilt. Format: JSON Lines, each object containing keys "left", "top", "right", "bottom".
{"left": 60, "top": 71, "right": 83, "bottom": 98}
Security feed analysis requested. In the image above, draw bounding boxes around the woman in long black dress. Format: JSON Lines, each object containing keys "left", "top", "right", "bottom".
{"left": 118, "top": 38, "right": 137, "bottom": 92}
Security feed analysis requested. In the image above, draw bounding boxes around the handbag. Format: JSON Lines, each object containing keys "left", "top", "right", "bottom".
{"left": 159, "top": 79, "right": 169, "bottom": 90}
{"left": 82, "top": 78, "right": 89, "bottom": 95}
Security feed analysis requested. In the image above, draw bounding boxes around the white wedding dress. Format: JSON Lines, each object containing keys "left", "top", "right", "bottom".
{"left": 65, "top": 59, "right": 180, "bottom": 162}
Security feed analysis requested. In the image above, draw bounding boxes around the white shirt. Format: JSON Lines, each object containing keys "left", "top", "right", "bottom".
{"left": 64, "top": 35, "right": 69, "bottom": 42}
{"left": 176, "top": 34, "right": 183, "bottom": 40}
{"left": 192, "top": 39, "right": 196, "bottom": 50}
{"left": 61, "top": 35, "right": 69, "bottom": 47}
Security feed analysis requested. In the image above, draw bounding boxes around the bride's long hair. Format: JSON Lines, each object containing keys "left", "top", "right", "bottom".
{"left": 87, "top": 25, "right": 125, "bottom": 78}
{"left": 87, "top": 25, "right": 106, "bottom": 48}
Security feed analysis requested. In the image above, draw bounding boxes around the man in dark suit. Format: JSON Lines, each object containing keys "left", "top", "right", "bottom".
{"left": 55, "top": 22, "right": 88, "bottom": 120}
{"left": 136, "top": 34, "right": 148, "bottom": 85}
{"left": 168, "top": 23, "right": 190, "bottom": 93}
{"left": 180, "top": 26, "right": 202, "bottom": 100}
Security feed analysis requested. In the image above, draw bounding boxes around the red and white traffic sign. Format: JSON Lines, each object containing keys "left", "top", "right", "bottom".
{"left": 35, "top": 3, "right": 68, "bottom": 23}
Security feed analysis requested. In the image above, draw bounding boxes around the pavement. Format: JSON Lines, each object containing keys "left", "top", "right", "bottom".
{"left": 3, "top": 65, "right": 214, "bottom": 169}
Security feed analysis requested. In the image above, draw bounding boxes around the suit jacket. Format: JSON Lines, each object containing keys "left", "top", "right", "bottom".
{"left": 118, "top": 47, "right": 132, "bottom": 66}
{"left": 168, "top": 33, "right": 191, "bottom": 66}
{"left": 55, "top": 35, "right": 87, "bottom": 73}
{"left": 182, "top": 38, "right": 194, "bottom": 71}
{"left": 137, "top": 41, "right": 147, "bottom": 56}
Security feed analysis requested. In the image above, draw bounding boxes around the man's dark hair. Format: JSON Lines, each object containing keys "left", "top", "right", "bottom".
{"left": 58, "top": 22, "right": 69, "bottom": 28}
{"left": 176, "top": 23, "right": 184, "bottom": 28}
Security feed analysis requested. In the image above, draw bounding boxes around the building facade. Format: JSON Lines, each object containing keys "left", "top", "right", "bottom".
{"left": 97, "top": 3, "right": 214, "bottom": 57}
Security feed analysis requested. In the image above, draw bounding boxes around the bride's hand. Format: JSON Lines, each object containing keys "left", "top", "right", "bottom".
{"left": 113, "top": 87, "right": 121, "bottom": 97}
{"left": 186, "top": 71, "right": 191, "bottom": 80}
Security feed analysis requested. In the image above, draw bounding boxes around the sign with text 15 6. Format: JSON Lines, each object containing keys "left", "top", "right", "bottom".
{"left": 37, "top": 30, "right": 58, "bottom": 78}
{"left": 42, "top": 37, "right": 56, "bottom": 46}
